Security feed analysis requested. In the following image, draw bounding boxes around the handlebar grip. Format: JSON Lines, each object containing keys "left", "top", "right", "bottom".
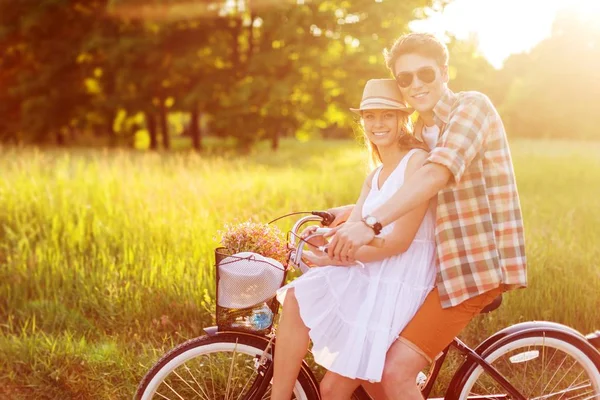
{"left": 311, "top": 211, "right": 335, "bottom": 227}
{"left": 313, "top": 227, "right": 332, "bottom": 235}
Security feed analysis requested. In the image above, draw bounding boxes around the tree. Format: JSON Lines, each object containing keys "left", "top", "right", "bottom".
{"left": 498, "top": 10, "right": 600, "bottom": 140}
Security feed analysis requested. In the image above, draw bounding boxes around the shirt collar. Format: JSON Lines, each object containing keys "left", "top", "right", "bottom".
{"left": 432, "top": 86, "right": 457, "bottom": 125}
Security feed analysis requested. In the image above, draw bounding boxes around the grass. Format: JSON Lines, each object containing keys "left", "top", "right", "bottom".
{"left": 1, "top": 138, "right": 599, "bottom": 399}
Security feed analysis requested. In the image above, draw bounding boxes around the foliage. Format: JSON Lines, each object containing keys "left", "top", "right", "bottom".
{"left": 1, "top": 2, "right": 598, "bottom": 148}
{"left": 0, "top": 0, "right": 434, "bottom": 148}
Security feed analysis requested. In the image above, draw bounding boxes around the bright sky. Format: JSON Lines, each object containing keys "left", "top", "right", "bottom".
{"left": 410, "top": 0, "right": 600, "bottom": 68}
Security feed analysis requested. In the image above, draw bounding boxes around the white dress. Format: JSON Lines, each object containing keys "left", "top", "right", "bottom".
{"left": 276, "top": 149, "right": 437, "bottom": 382}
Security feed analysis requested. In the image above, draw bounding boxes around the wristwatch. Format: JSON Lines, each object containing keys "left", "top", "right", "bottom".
{"left": 362, "top": 215, "right": 382, "bottom": 235}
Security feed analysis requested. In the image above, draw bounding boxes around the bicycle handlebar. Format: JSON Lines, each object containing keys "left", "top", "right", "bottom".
{"left": 288, "top": 214, "right": 385, "bottom": 273}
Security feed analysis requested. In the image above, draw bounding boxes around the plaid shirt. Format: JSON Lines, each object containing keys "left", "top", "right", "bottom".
{"left": 424, "top": 87, "right": 527, "bottom": 308}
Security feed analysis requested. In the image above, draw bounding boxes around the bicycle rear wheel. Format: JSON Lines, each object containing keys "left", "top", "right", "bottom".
{"left": 457, "top": 331, "right": 600, "bottom": 400}
{"left": 135, "top": 332, "right": 319, "bottom": 400}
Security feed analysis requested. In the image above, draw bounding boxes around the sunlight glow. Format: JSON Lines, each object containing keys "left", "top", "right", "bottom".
{"left": 411, "top": 0, "right": 600, "bottom": 68}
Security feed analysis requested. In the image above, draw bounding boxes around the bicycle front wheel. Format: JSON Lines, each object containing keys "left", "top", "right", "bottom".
{"left": 457, "top": 331, "right": 600, "bottom": 400}
{"left": 135, "top": 332, "right": 320, "bottom": 400}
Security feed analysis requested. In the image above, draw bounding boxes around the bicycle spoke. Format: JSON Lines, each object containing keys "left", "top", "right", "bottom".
{"left": 546, "top": 359, "right": 579, "bottom": 396}
{"left": 185, "top": 364, "right": 212, "bottom": 400}
{"left": 162, "top": 380, "right": 186, "bottom": 400}
{"left": 580, "top": 394, "right": 600, "bottom": 400}
{"left": 154, "top": 391, "right": 176, "bottom": 400}
{"left": 171, "top": 367, "right": 209, "bottom": 400}
{"left": 556, "top": 371, "right": 587, "bottom": 400}
{"left": 564, "top": 387, "right": 597, "bottom": 400}
{"left": 208, "top": 352, "right": 217, "bottom": 400}
{"left": 525, "top": 347, "right": 557, "bottom": 398}
{"left": 234, "top": 364, "right": 259, "bottom": 400}
{"left": 531, "top": 384, "right": 589, "bottom": 400}
{"left": 500, "top": 349, "right": 529, "bottom": 393}
{"left": 541, "top": 356, "right": 573, "bottom": 393}
{"left": 522, "top": 344, "right": 532, "bottom": 390}
{"left": 472, "top": 372, "right": 497, "bottom": 396}
{"left": 225, "top": 340, "right": 240, "bottom": 400}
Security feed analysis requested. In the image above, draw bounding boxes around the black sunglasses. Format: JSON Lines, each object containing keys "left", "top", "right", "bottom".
{"left": 395, "top": 67, "right": 437, "bottom": 88}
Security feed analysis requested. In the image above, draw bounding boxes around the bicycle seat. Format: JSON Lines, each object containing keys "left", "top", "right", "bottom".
{"left": 480, "top": 295, "right": 502, "bottom": 313}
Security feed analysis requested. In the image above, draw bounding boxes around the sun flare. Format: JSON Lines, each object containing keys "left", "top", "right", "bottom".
{"left": 412, "top": 0, "right": 600, "bottom": 68}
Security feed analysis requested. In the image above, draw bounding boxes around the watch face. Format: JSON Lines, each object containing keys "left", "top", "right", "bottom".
{"left": 365, "top": 216, "right": 377, "bottom": 226}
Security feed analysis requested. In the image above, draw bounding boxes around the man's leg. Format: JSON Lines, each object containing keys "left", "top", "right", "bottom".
{"left": 379, "top": 286, "right": 505, "bottom": 399}
{"left": 361, "top": 381, "right": 390, "bottom": 400}
{"left": 381, "top": 341, "right": 429, "bottom": 400}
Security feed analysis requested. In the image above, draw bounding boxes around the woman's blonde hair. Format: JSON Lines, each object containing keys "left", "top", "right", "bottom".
{"left": 360, "top": 111, "right": 425, "bottom": 169}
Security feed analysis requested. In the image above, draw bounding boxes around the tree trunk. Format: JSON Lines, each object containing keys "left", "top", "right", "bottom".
{"left": 159, "top": 102, "right": 170, "bottom": 150}
{"left": 107, "top": 112, "right": 117, "bottom": 147}
{"left": 271, "top": 127, "right": 279, "bottom": 151}
{"left": 56, "top": 130, "right": 66, "bottom": 146}
{"left": 190, "top": 105, "right": 202, "bottom": 151}
{"left": 146, "top": 112, "right": 158, "bottom": 150}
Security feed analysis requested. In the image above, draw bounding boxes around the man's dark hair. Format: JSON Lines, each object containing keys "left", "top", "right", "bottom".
{"left": 384, "top": 33, "right": 449, "bottom": 76}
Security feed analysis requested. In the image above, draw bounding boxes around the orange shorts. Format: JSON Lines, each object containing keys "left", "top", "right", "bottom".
{"left": 399, "top": 286, "right": 505, "bottom": 362}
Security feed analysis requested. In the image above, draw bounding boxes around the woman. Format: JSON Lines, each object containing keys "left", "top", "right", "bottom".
{"left": 272, "top": 79, "right": 437, "bottom": 400}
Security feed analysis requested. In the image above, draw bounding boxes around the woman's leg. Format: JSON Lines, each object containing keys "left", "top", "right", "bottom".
{"left": 320, "top": 371, "right": 362, "bottom": 400}
{"left": 271, "top": 288, "right": 311, "bottom": 400}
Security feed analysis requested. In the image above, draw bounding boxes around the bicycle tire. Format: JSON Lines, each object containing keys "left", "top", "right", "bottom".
{"left": 454, "top": 330, "right": 600, "bottom": 400}
{"left": 135, "top": 332, "right": 320, "bottom": 400}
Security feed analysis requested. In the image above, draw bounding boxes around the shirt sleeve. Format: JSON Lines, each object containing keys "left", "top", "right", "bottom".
{"left": 425, "top": 96, "right": 489, "bottom": 184}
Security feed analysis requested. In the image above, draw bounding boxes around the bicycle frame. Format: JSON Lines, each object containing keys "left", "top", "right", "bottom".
{"left": 420, "top": 338, "right": 524, "bottom": 400}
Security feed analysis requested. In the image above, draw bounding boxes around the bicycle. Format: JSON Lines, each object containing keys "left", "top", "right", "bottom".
{"left": 135, "top": 212, "right": 600, "bottom": 400}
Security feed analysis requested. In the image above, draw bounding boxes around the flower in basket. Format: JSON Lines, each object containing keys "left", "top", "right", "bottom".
{"left": 218, "top": 221, "right": 288, "bottom": 265}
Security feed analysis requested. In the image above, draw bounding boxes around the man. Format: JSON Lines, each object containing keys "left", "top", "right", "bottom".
{"left": 325, "top": 33, "right": 527, "bottom": 399}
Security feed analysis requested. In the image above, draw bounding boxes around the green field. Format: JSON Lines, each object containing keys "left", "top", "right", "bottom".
{"left": 1, "top": 139, "right": 599, "bottom": 399}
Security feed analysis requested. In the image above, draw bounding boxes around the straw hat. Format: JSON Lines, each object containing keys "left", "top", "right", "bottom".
{"left": 350, "top": 79, "right": 413, "bottom": 115}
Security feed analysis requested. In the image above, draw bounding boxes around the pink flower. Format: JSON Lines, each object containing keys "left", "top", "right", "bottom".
{"left": 218, "top": 221, "right": 287, "bottom": 265}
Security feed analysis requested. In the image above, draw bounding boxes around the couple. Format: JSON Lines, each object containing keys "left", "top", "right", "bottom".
{"left": 273, "top": 33, "right": 528, "bottom": 400}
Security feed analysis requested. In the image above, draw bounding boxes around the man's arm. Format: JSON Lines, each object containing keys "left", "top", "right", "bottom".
{"left": 372, "top": 162, "right": 450, "bottom": 227}
{"left": 327, "top": 95, "right": 490, "bottom": 261}
{"left": 325, "top": 163, "right": 450, "bottom": 262}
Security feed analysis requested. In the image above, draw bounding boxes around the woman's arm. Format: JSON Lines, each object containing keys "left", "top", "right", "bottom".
{"left": 325, "top": 169, "right": 376, "bottom": 227}
{"left": 346, "top": 169, "right": 376, "bottom": 223}
{"left": 326, "top": 204, "right": 354, "bottom": 227}
{"left": 322, "top": 151, "right": 432, "bottom": 266}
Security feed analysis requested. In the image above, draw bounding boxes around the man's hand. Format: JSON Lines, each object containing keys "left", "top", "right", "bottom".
{"left": 324, "top": 221, "right": 374, "bottom": 263}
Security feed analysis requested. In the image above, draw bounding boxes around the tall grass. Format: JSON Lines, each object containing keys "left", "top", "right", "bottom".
{"left": 1, "top": 139, "right": 599, "bottom": 399}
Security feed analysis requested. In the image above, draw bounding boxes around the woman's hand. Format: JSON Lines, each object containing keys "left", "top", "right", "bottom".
{"left": 300, "top": 226, "right": 327, "bottom": 254}
{"left": 303, "top": 250, "right": 356, "bottom": 268}
{"left": 302, "top": 250, "right": 330, "bottom": 267}
{"left": 326, "top": 205, "right": 354, "bottom": 227}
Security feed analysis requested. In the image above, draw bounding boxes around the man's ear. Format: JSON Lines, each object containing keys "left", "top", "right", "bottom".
{"left": 440, "top": 65, "right": 450, "bottom": 83}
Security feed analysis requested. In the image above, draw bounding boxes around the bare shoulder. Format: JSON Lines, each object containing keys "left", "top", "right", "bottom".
{"left": 405, "top": 149, "right": 428, "bottom": 174}
{"left": 364, "top": 168, "right": 378, "bottom": 189}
